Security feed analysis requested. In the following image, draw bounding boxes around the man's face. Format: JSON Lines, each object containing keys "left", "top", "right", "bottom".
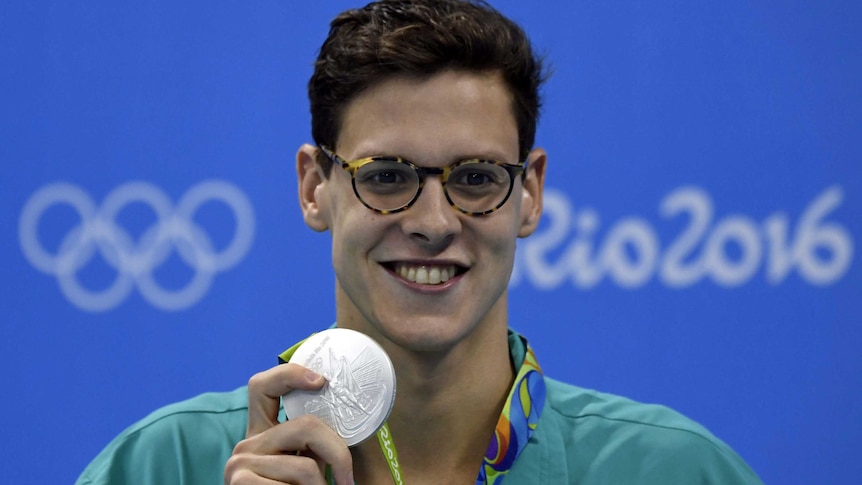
{"left": 299, "top": 69, "right": 545, "bottom": 354}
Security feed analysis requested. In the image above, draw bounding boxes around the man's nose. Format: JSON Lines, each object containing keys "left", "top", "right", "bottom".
{"left": 400, "top": 177, "right": 461, "bottom": 247}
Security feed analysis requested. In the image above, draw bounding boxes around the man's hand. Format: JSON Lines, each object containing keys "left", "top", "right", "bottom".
{"left": 224, "top": 364, "right": 354, "bottom": 485}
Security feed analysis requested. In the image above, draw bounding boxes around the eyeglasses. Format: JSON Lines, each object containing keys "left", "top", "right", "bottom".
{"left": 319, "top": 146, "right": 526, "bottom": 216}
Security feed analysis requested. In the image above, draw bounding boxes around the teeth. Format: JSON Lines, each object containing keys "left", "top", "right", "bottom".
{"left": 416, "top": 267, "right": 429, "bottom": 284}
{"left": 394, "top": 263, "right": 457, "bottom": 285}
{"left": 428, "top": 267, "right": 440, "bottom": 284}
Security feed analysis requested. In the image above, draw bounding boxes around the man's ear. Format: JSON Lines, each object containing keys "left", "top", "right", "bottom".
{"left": 517, "top": 147, "right": 547, "bottom": 238}
{"left": 297, "top": 144, "right": 330, "bottom": 232}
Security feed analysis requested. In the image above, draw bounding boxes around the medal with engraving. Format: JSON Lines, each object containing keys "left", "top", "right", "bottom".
{"left": 281, "top": 328, "right": 397, "bottom": 447}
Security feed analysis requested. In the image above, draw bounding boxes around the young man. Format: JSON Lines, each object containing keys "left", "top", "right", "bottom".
{"left": 78, "top": 1, "right": 763, "bottom": 484}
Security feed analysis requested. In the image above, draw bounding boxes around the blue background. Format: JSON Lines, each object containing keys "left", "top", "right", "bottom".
{"left": 1, "top": 1, "right": 860, "bottom": 483}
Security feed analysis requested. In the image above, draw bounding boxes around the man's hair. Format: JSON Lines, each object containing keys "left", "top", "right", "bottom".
{"left": 309, "top": 0, "right": 549, "bottom": 174}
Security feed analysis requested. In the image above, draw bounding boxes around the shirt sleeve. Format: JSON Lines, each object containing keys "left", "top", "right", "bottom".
{"left": 633, "top": 424, "right": 764, "bottom": 484}
{"left": 75, "top": 390, "right": 248, "bottom": 485}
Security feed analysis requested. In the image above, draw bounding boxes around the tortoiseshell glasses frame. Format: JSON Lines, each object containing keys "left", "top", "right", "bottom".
{"left": 319, "top": 145, "right": 526, "bottom": 216}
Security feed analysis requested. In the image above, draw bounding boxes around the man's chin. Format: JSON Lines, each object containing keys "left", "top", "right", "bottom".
{"left": 373, "top": 317, "right": 478, "bottom": 354}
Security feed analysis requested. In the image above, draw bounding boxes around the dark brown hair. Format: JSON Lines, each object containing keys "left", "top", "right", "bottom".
{"left": 309, "top": 0, "right": 549, "bottom": 174}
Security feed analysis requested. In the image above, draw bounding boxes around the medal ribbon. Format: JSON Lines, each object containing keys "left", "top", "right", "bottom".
{"left": 476, "top": 341, "right": 546, "bottom": 484}
{"left": 278, "top": 334, "right": 546, "bottom": 485}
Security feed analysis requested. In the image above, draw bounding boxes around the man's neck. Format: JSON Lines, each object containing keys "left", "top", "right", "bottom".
{"left": 352, "top": 326, "right": 514, "bottom": 484}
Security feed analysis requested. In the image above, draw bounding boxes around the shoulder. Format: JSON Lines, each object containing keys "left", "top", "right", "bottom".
{"left": 76, "top": 386, "right": 249, "bottom": 485}
{"left": 532, "top": 378, "right": 763, "bottom": 484}
{"left": 543, "top": 377, "right": 716, "bottom": 440}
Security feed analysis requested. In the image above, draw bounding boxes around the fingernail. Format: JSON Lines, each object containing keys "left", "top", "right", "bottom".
{"left": 306, "top": 370, "right": 322, "bottom": 382}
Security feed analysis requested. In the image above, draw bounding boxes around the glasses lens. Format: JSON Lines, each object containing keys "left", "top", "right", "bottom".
{"left": 447, "top": 161, "right": 512, "bottom": 213}
{"left": 354, "top": 160, "right": 420, "bottom": 212}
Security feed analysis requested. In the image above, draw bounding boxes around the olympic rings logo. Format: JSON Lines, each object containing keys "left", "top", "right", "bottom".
{"left": 19, "top": 180, "right": 255, "bottom": 312}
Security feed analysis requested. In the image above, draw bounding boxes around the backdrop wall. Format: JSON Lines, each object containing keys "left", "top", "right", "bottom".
{"left": 2, "top": 1, "right": 859, "bottom": 484}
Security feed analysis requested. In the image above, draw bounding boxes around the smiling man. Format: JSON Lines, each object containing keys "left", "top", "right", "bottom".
{"left": 78, "top": 1, "right": 762, "bottom": 484}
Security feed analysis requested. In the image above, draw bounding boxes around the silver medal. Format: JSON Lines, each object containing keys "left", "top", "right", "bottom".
{"left": 281, "top": 328, "right": 397, "bottom": 447}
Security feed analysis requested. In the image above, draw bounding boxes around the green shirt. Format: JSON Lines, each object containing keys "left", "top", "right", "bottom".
{"left": 77, "top": 332, "right": 763, "bottom": 484}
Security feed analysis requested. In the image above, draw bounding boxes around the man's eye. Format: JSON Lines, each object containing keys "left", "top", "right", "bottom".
{"left": 452, "top": 167, "right": 504, "bottom": 187}
{"left": 462, "top": 172, "right": 493, "bottom": 186}
{"left": 371, "top": 171, "right": 402, "bottom": 184}
{"left": 356, "top": 163, "right": 414, "bottom": 189}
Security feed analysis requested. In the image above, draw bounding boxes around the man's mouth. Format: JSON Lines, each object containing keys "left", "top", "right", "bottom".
{"left": 389, "top": 262, "right": 463, "bottom": 285}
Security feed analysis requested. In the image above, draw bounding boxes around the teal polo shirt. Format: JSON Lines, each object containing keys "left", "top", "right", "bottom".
{"left": 77, "top": 331, "right": 762, "bottom": 484}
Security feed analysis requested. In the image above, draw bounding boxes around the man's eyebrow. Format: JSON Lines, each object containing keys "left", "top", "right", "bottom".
{"left": 362, "top": 152, "right": 514, "bottom": 163}
{"left": 344, "top": 142, "right": 515, "bottom": 163}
